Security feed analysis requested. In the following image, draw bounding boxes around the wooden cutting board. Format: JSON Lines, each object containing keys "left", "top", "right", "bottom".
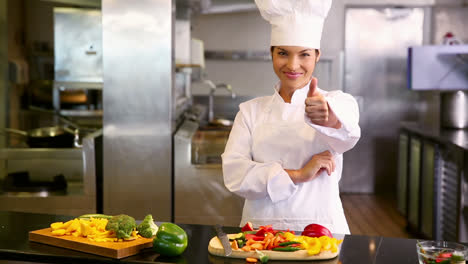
{"left": 208, "top": 236, "right": 339, "bottom": 261}
{"left": 29, "top": 228, "right": 153, "bottom": 259}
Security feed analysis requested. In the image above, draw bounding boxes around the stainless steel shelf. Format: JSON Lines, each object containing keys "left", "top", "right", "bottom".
{"left": 59, "top": 109, "right": 103, "bottom": 117}
{"left": 205, "top": 50, "right": 271, "bottom": 61}
{"left": 0, "top": 148, "right": 82, "bottom": 160}
{"left": 54, "top": 81, "right": 103, "bottom": 90}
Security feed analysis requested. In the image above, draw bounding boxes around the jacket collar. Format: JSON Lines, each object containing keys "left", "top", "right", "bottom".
{"left": 272, "top": 81, "right": 310, "bottom": 106}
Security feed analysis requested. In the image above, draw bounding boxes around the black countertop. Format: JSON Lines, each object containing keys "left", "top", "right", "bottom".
{"left": 400, "top": 121, "right": 468, "bottom": 151}
{"left": 0, "top": 211, "right": 432, "bottom": 264}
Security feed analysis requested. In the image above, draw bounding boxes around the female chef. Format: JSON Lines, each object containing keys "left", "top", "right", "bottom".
{"left": 221, "top": 0, "right": 361, "bottom": 234}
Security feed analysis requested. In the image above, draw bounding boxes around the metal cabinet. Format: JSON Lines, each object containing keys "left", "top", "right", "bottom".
{"left": 436, "top": 145, "right": 463, "bottom": 241}
{"left": 408, "top": 136, "right": 422, "bottom": 231}
{"left": 397, "top": 132, "right": 409, "bottom": 216}
{"left": 0, "top": 131, "right": 101, "bottom": 216}
{"left": 420, "top": 140, "right": 438, "bottom": 239}
{"left": 461, "top": 155, "right": 468, "bottom": 243}
{"left": 399, "top": 127, "right": 467, "bottom": 242}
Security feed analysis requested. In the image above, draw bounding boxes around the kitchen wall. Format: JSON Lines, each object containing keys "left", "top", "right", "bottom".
{"left": 190, "top": 0, "right": 468, "bottom": 193}
{"left": 191, "top": 0, "right": 455, "bottom": 97}
{"left": 6, "top": 0, "right": 78, "bottom": 131}
{"left": 0, "top": 0, "right": 6, "bottom": 179}
{"left": 7, "top": 0, "right": 26, "bottom": 142}
{"left": 191, "top": 11, "right": 274, "bottom": 97}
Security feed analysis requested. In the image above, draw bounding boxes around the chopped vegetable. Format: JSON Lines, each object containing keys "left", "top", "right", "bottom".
{"left": 153, "top": 222, "right": 188, "bottom": 256}
{"left": 105, "top": 214, "right": 137, "bottom": 239}
{"left": 228, "top": 232, "right": 245, "bottom": 241}
{"left": 302, "top": 223, "right": 333, "bottom": 238}
{"left": 50, "top": 217, "right": 138, "bottom": 242}
{"left": 279, "top": 241, "right": 300, "bottom": 246}
{"left": 231, "top": 239, "right": 239, "bottom": 250}
{"left": 237, "top": 239, "right": 245, "bottom": 248}
{"left": 246, "top": 257, "right": 258, "bottom": 263}
{"left": 245, "top": 234, "right": 266, "bottom": 241}
{"left": 137, "top": 214, "right": 158, "bottom": 238}
{"left": 242, "top": 222, "right": 254, "bottom": 232}
{"left": 255, "top": 249, "right": 269, "bottom": 264}
{"left": 272, "top": 246, "right": 301, "bottom": 252}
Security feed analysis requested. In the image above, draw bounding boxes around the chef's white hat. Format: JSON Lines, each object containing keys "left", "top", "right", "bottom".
{"left": 255, "top": 0, "right": 332, "bottom": 49}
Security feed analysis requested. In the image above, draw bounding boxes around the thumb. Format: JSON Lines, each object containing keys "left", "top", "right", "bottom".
{"left": 307, "top": 77, "right": 318, "bottom": 97}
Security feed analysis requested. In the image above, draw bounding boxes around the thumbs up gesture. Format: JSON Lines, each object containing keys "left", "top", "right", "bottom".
{"left": 305, "top": 77, "right": 340, "bottom": 128}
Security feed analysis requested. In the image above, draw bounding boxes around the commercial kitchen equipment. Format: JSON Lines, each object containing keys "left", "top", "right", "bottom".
{"left": 0, "top": 130, "right": 101, "bottom": 216}
{"left": 101, "top": 0, "right": 243, "bottom": 223}
{"left": 407, "top": 44, "right": 468, "bottom": 129}
{"left": 53, "top": 7, "right": 103, "bottom": 118}
{"left": 203, "top": 79, "right": 236, "bottom": 124}
{"left": 101, "top": 0, "right": 193, "bottom": 221}
{"left": 2, "top": 126, "right": 75, "bottom": 148}
{"left": 342, "top": 6, "right": 427, "bottom": 193}
{"left": 174, "top": 117, "right": 244, "bottom": 227}
{"left": 398, "top": 122, "right": 467, "bottom": 242}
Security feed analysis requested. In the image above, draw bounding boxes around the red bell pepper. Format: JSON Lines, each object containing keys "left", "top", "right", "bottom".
{"left": 302, "top": 223, "right": 333, "bottom": 238}
{"left": 241, "top": 222, "right": 254, "bottom": 232}
{"left": 255, "top": 229, "right": 266, "bottom": 236}
{"left": 435, "top": 252, "right": 452, "bottom": 263}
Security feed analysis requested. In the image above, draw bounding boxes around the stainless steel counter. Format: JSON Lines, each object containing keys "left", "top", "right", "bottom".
{"left": 0, "top": 131, "right": 100, "bottom": 216}
{"left": 400, "top": 121, "right": 468, "bottom": 151}
{"left": 174, "top": 119, "right": 243, "bottom": 227}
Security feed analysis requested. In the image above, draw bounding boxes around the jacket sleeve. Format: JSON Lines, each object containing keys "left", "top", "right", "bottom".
{"left": 221, "top": 103, "right": 298, "bottom": 203}
{"left": 305, "top": 90, "right": 361, "bottom": 154}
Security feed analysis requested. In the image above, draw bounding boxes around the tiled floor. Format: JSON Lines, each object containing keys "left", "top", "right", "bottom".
{"left": 341, "top": 194, "right": 412, "bottom": 238}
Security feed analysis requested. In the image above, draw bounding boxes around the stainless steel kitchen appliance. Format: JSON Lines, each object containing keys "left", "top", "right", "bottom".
{"left": 53, "top": 7, "right": 103, "bottom": 120}
{"left": 440, "top": 91, "right": 467, "bottom": 129}
{"left": 408, "top": 44, "right": 468, "bottom": 129}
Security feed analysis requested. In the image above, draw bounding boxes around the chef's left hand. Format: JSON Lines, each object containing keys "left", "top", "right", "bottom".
{"left": 305, "top": 77, "right": 341, "bottom": 129}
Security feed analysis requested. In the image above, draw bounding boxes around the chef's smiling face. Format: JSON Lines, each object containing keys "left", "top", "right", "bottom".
{"left": 272, "top": 46, "right": 320, "bottom": 91}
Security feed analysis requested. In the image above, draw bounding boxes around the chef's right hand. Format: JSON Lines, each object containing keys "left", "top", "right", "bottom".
{"left": 285, "top": 150, "right": 335, "bottom": 184}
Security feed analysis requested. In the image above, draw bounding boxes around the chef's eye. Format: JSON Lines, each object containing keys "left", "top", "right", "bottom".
{"left": 278, "top": 51, "right": 287, "bottom": 56}
{"left": 301, "top": 53, "right": 310, "bottom": 57}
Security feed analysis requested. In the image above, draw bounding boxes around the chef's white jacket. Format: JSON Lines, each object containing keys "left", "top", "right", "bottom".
{"left": 221, "top": 81, "right": 361, "bottom": 234}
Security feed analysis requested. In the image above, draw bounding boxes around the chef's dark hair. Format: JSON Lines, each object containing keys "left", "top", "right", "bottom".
{"left": 270, "top": 46, "right": 319, "bottom": 56}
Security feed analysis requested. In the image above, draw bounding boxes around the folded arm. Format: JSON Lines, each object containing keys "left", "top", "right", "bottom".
{"left": 221, "top": 105, "right": 298, "bottom": 203}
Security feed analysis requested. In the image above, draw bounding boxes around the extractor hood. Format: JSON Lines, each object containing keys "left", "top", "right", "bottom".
{"left": 41, "top": 0, "right": 255, "bottom": 14}
{"left": 177, "top": 0, "right": 255, "bottom": 14}
{"left": 202, "top": 0, "right": 255, "bottom": 14}
{"left": 40, "top": 0, "right": 100, "bottom": 8}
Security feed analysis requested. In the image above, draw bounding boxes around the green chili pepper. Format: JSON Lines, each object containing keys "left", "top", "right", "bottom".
{"left": 279, "top": 241, "right": 300, "bottom": 246}
{"left": 272, "top": 246, "right": 301, "bottom": 252}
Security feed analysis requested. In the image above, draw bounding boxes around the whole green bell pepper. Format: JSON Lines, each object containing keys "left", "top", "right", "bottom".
{"left": 153, "top": 223, "right": 188, "bottom": 257}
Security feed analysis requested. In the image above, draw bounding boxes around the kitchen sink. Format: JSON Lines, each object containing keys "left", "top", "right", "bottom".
{"left": 191, "top": 129, "right": 231, "bottom": 165}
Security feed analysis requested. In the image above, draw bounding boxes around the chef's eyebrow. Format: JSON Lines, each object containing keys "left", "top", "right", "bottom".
{"left": 277, "top": 48, "right": 312, "bottom": 53}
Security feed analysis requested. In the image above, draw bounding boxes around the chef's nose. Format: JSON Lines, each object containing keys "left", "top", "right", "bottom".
{"left": 287, "top": 56, "right": 300, "bottom": 71}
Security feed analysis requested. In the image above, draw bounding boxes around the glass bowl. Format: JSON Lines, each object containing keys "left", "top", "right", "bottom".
{"left": 416, "top": 240, "right": 467, "bottom": 264}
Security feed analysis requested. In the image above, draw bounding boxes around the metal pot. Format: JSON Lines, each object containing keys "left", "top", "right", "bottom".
{"left": 440, "top": 91, "right": 468, "bottom": 129}
{"left": 3, "top": 126, "right": 76, "bottom": 148}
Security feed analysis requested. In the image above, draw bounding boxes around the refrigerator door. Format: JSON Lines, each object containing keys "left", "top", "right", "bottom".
{"left": 342, "top": 7, "right": 425, "bottom": 193}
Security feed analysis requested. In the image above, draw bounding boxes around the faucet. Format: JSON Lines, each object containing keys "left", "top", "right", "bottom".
{"left": 204, "top": 80, "right": 236, "bottom": 123}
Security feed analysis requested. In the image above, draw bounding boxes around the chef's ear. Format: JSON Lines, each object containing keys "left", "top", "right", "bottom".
{"left": 315, "top": 49, "right": 321, "bottom": 63}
